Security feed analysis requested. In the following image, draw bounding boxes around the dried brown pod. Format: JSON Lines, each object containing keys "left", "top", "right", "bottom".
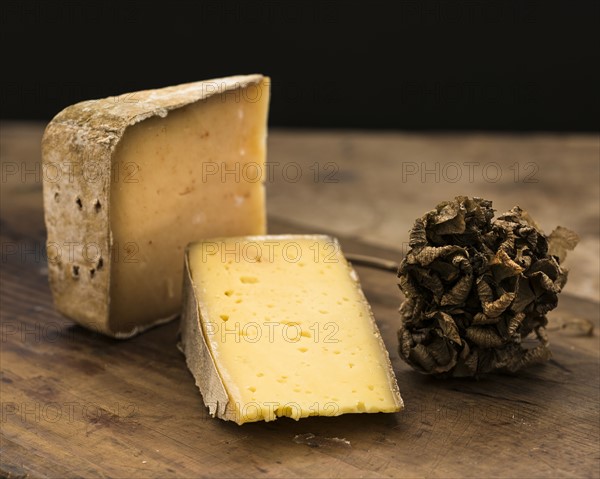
{"left": 397, "top": 196, "right": 579, "bottom": 377}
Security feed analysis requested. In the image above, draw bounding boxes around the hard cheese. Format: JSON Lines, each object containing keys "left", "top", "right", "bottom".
{"left": 42, "top": 75, "right": 269, "bottom": 337}
{"left": 180, "top": 235, "right": 403, "bottom": 424}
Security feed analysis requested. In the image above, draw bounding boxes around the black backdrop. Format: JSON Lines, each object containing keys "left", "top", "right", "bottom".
{"left": 2, "top": 0, "right": 598, "bottom": 131}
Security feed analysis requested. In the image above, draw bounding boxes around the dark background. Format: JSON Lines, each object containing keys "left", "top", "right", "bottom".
{"left": 1, "top": 0, "right": 598, "bottom": 131}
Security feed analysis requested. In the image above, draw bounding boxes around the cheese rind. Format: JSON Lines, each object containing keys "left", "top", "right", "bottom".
{"left": 42, "top": 75, "right": 269, "bottom": 337}
{"left": 180, "top": 235, "right": 403, "bottom": 424}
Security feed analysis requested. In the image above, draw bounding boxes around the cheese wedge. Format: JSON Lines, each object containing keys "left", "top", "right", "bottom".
{"left": 180, "top": 235, "right": 403, "bottom": 424}
{"left": 42, "top": 75, "right": 269, "bottom": 337}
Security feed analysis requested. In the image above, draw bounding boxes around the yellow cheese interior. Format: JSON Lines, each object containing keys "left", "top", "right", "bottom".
{"left": 109, "top": 81, "right": 269, "bottom": 331}
{"left": 188, "top": 236, "right": 402, "bottom": 424}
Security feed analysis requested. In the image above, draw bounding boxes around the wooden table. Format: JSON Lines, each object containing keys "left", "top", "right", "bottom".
{"left": 1, "top": 122, "right": 599, "bottom": 478}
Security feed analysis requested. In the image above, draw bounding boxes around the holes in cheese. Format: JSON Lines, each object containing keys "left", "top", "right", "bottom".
{"left": 180, "top": 235, "right": 404, "bottom": 424}
{"left": 42, "top": 75, "right": 269, "bottom": 337}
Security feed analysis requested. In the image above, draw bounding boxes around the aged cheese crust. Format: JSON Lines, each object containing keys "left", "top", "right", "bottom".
{"left": 179, "top": 235, "right": 404, "bottom": 425}
{"left": 42, "top": 75, "right": 266, "bottom": 338}
{"left": 180, "top": 252, "right": 237, "bottom": 422}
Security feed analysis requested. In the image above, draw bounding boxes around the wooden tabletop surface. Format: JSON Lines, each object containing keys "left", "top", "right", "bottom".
{"left": 1, "top": 122, "right": 599, "bottom": 478}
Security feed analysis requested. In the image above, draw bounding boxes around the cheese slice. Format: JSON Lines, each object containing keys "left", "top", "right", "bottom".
{"left": 42, "top": 75, "right": 269, "bottom": 337}
{"left": 180, "top": 235, "right": 403, "bottom": 424}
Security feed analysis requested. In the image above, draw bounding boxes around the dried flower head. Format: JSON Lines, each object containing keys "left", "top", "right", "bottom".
{"left": 397, "top": 196, "right": 578, "bottom": 377}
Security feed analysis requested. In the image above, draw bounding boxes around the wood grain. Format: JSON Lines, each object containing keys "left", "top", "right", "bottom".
{"left": 1, "top": 122, "right": 599, "bottom": 478}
